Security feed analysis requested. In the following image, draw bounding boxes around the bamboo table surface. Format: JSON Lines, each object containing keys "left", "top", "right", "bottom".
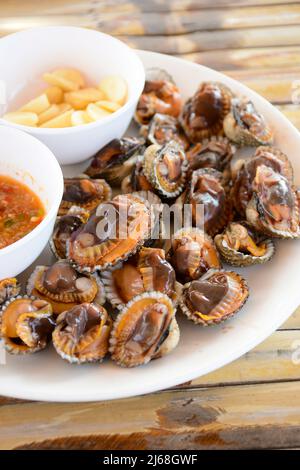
{"left": 1, "top": 0, "right": 300, "bottom": 450}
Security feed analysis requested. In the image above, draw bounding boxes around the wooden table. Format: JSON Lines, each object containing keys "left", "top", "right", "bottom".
{"left": 1, "top": 0, "right": 300, "bottom": 450}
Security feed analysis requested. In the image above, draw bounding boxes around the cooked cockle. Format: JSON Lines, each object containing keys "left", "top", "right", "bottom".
{"left": 214, "top": 222, "right": 275, "bottom": 266}
{"left": 67, "top": 194, "right": 152, "bottom": 272}
{"left": 143, "top": 140, "right": 188, "bottom": 198}
{"left": 84, "top": 137, "right": 144, "bottom": 186}
{"left": 50, "top": 206, "right": 90, "bottom": 259}
{"left": 224, "top": 97, "right": 273, "bottom": 146}
{"left": 101, "top": 246, "right": 180, "bottom": 310}
{"left": 0, "top": 278, "right": 20, "bottom": 306}
{"left": 177, "top": 168, "right": 231, "bottom": 237}
{"left": 187, "top": 136, "right": 235, "bottom": 174}
{"left": 109, "top": 291, "right": 176, "bottom": 367}
{"left": 246, "top": 165, "right": 300, "bottom": 238}
{"left": 59, "top": 176, "right": 112, "bottom": 215}
{"left": 0, "top": 297, "right": 55, "bottom": 354}
{"left": 141, "top": 113, "right": 189, "bottom": 150}
{"left": 179, "top": 269, "right": 249, "bottom": 326}
{"left": 135, "top": 68, "right": 182, "bottom": 125}
{"left": 52, "top": 303, "right": 112, "bottom": 364}
{"left": 180, "top": 82, "right": 232, "bottom": 143}
{"left": 231, "top": 146, "right": 293, "bottom": 216}
{"left": 27, "top": 259, "right": 105, "bottom": 314}
{"left": 121, "top": 155, "right": 154, "bottom": 193}
{"left": 167, "top": 227, "right": 221, "bottom": 284}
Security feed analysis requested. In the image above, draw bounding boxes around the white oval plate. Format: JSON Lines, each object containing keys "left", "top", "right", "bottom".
{"left": 1, "top": 50, "right": 300, "bottom": 402}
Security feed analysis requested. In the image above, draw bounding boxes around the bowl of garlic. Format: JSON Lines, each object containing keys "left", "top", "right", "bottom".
{"left": 0, "top": 26, "right": 145, "bottom": 165}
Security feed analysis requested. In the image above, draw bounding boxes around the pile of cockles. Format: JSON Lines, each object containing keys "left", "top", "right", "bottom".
{"left": 1, "top": 68, "right": 299, "bottom": 368}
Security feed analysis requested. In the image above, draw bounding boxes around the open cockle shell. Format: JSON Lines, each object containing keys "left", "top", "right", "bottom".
{"left": 180, "top": 81, "right": 233, "bottom": 143}
{"left": 59, "top": 176, "right": 112, "bottom": 215}
{"left": 187, "top": 167, "right": 232, "bottom": 237}
{"left": 231, "top": 146, "right": 294, "bottom": 216}
{"left": 50, "top": 206, "right": 90, "bottom": 260}
{"left": 101, "top": 246, "right": 181, "bottom": 310}
{"left": 135, "top": 68, "right": 182, "bottom": 125}
{"left": 246, "top": 165, "right": 300, "bottom": 239}
{"left": 142, "top": 113, "right": 189, "bottom": 150}
{"left": 26, "top": 260, "right": 104, "bottom": 314}
{"left": 109, "top": 291, "right": 176, "bottom": 367}
{"left": 52, "top": 302, "right": 112, "bottom": 364}
{"left": 0, "top": 278, "right": 21, "bottom": 306}
{"left": 0, "top": 296, "right": 55, "bottom": 354}
{"left": 143, "top": 140, "right": 188, "bottom": 198}
{"left": 67, "top": 194, "right": 152, "bottom": 273}
{"left": 167, "top": 227, "right": 221, "bottom": 284}
{"left": 214, "top": 222, "right": 275, "bottom": 267}
{"left": 224, "top": 97, "right": 273, "bottom": 147}
{"left": 180, "top": 269, "right": 249, "bottom": 326}
{"left": 187, "top": 136, "right": 236, "bottom": 174}
{"left": 122, "top": 155, "right": 154, "bottom": 194}
{"left": 85, "top": 137, "right": 145, "bottom": 186}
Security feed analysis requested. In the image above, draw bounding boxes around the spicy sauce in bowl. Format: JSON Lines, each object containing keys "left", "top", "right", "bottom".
{"left": 0, "top": 175, "right": 45, "bottom": 249}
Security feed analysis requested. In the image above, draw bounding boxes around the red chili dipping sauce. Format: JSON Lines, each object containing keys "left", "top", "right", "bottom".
{"left": 0, "top": 175, "right": 45, "bottom": 249}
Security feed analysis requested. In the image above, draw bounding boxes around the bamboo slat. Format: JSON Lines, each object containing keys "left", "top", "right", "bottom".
{"left": 2, "top": 0, "right": 300, "bottom": 16}
{"left": 1, "top": 380, "right": 300, "bottom": 449}
{"left": 3, "top": 4, "right": 300, "bottom": 36}
{"left": 116, "top": 25, "right": 300, "bottom": 54}
{"left": 181, "top": 47, "right": 300, "bottom": 72}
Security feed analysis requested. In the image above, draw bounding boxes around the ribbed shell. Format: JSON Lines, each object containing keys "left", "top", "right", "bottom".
{"left": 180, "top": 270, "right": 249, "bottom": 326}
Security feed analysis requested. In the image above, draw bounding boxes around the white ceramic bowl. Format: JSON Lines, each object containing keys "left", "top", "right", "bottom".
{"left": 0, "top": 126, "right": 63, "bottom": 278}
{"left": 0, "top": 26, "right": 145, "bottom": 165}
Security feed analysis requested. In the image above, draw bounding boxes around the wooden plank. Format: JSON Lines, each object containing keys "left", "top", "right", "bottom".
{"left": 116, "top": 25, "right": 300, "bottom": 54}
{"left": 192, "top": 330, "right": 300, "bottom": 387}
{"left": 281, "top": 306, "right": 300, "bottom": 329}
{"left": 181, "top": 47, "right": 300, "bottom": 72}
{"left": 2, "top": 5, "right": 300, "bottom": 36}
{"left": 2, "top": 0, "right": 299, "bottom": 16}
{"left": 1, "top": 380, "right": 300, "bottom": 449}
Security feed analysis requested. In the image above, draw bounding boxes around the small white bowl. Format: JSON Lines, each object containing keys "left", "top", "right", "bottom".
{"left": 0, "top": 126, "right": 63, "bottom": 278}
{"left": 0, "top": 26, "right": 145, "bottom": 165}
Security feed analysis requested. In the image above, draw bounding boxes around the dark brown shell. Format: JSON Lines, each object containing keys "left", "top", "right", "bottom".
{"left": 180, "top": 82, "right": 232, "bottom": 143}
{"left": 50, "top": 206, "right": 90, "bottom": 260}
{"left": 224, "top": 97, "right": 273, "bottom": 146}
{"left": 85, "top": 137, "right": 144, "bottom": 186}
{"left": 26, "top": 260, "right": 103, "bottom": 314}
{"left": 187, "top": 136, "right": 235, "bottom": 173}
{"left": 59, "top": 176, "right": 112, "bottom": 215}
{"left": 135, "top": 69, "right": 182, "bottom": 125}
{"left": 67, "top": 194, "right": 152, "bottom": 272}
{"left": 245, "top": 165, "right": 300, "bottom": 238}
{"left": 109, "top": 291, "right": 175, "bottom": 367}
{"left": 167, "top": 227, "right": 221, "bottom": 283}
{"left": 0, "top": 296, "right": 55, "bottom": 354}
{"left": 52, "top": 302, "right": 112, "bottom": 364}
{"left": 178, "top": 168, "right": 232, "bottom": 237}
{"left": 180, "top": 269, "right": 249, "bottom": 325}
